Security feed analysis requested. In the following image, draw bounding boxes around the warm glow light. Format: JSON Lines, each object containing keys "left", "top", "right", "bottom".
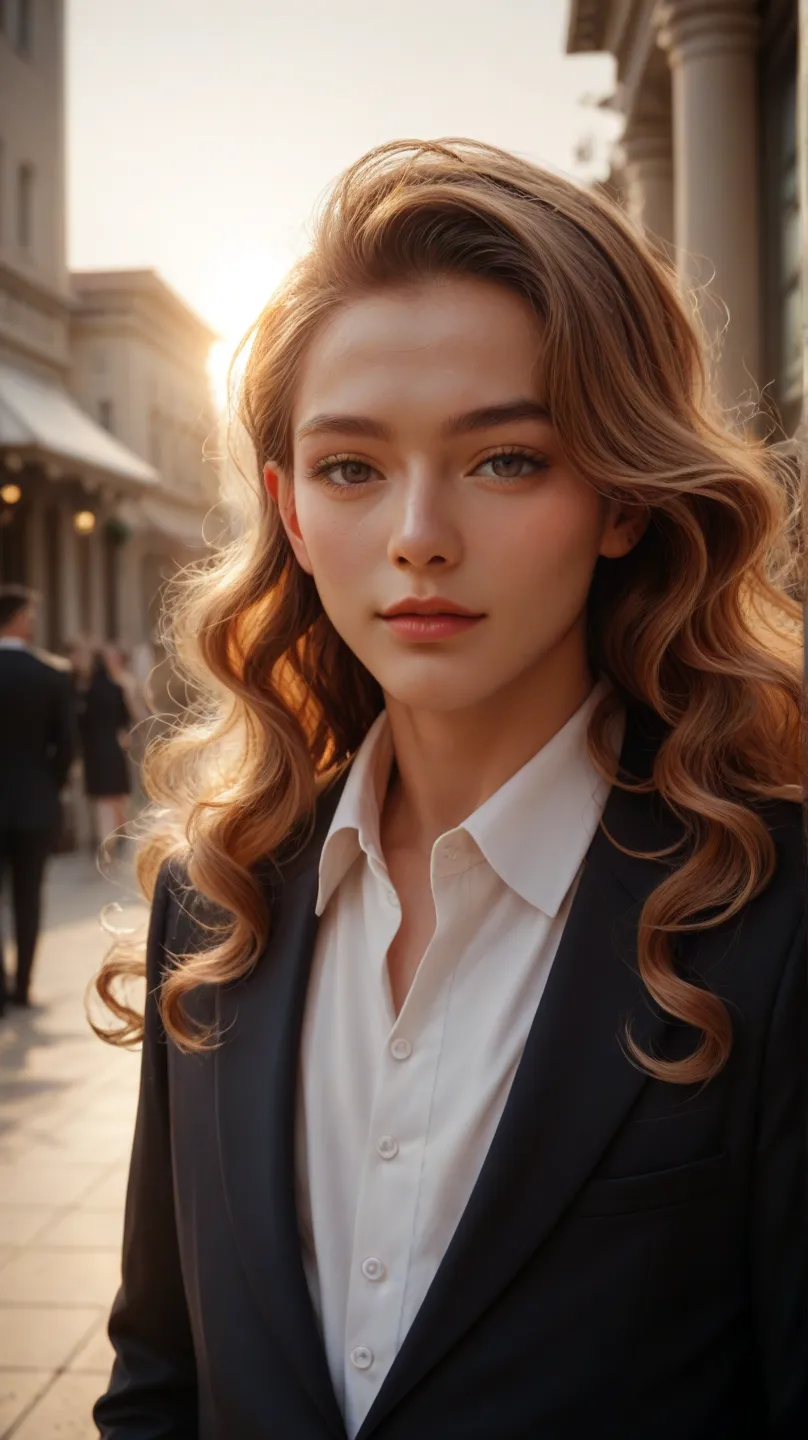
{"left": 0, "top": 484, "right": 22, "bottom": 504}
{"left": 204, "top": 249, "right": 293, "bottom": 409}
{"left": 73, "top": 509, "right": 96, "bottom": 534}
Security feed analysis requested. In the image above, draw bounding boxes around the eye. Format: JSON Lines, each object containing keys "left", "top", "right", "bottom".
{"left": 475, "top": 448, "right": 549, "bottom": 482}
{"left": 303, "top": 456, "right": 378, "bottom": 490}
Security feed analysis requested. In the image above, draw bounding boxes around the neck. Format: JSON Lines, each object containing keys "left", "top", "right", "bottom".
{"left": 380, "top": 643, "right": 597, "bottom": 858}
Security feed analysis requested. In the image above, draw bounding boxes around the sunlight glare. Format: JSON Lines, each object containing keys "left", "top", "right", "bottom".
{"left": 205, "top": 248, "right": 293, "bottom": 409}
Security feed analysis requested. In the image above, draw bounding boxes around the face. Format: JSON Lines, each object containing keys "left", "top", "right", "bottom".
{"left": 268, "top": 275, "right": 645, "bottom": 718}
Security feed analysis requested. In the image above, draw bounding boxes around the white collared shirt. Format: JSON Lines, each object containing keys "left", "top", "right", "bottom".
{"left": 295, "top": 679, "right": 624, "bottom": 1439}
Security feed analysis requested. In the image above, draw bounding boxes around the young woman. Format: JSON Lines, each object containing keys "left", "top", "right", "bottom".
{"left": 92, "top": 139, "right": 805, "bottom": 1440}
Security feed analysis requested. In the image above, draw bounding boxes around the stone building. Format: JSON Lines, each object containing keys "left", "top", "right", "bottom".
{"left": 0, "top": 0, "right": 217, "bottom": 653}
{"left": 70, "top": 269, "right": 219, "bottom": 647}
{"left": 567, "top": 0, "right": 801, "bottom": 440}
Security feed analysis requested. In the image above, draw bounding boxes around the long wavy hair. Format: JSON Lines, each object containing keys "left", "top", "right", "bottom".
{"left": 92, "top": 138, "right": 803, "bottom": 1085}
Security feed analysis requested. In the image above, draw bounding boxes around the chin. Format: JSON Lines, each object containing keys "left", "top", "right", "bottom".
{"left": 378, "top": 671, "right": 502, "bottom": 715}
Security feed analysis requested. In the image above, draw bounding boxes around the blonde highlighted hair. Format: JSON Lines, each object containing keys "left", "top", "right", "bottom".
{"left": 93, "top": 138, "right": 803, "bottom": 1085}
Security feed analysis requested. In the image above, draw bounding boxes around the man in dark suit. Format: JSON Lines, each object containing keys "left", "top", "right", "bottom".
{"left": 0, "top": 585, "right": 77, "bottom": 1013}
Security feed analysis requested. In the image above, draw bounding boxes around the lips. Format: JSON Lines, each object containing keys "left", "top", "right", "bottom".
{"left": 381, "top": 598, "right": 483, "bottom": 618}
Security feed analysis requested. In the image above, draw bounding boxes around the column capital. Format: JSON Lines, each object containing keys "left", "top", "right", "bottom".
{"left": 655, "top": 0, "right": 758, "bottom": 64}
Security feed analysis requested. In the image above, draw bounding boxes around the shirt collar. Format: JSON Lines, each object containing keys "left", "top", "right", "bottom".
{"left": 316, "top": 711, "right": 395, "bottom": 915}
{"left": 0, "top": 637, "right": 27, "bottom": 649}
{"left": 316, "top": 680, "right": 624, "bottom": 918}
{"left": 461, "top": 679, "right": 624, "bottom": 916}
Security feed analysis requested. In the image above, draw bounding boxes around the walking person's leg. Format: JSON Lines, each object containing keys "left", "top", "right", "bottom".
{"left": 94, "top": 797, "right": 117, "bottom": 853}
{"left": 8, "top": 829, "right": 52, "bottom": 1005}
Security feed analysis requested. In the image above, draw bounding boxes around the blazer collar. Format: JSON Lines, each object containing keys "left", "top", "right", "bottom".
{"left": 214, "top": 703, "right": 677, "bottom": 1439}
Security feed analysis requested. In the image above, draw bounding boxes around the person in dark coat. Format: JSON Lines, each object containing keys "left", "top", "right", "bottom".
{"left": 0, "top": 584, "right": 77, "bottom": 1013}
{"left": 72, "top": 645, "right": 133, "bottom": 852}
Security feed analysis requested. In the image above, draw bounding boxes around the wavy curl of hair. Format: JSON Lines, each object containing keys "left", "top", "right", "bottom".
{"left": 91, "top": 138, "right": 803, "bottom": 1085}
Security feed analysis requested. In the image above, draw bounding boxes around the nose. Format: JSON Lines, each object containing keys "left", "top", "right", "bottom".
{"left": 386, "top": 470, "right": 462, "bottom": 571}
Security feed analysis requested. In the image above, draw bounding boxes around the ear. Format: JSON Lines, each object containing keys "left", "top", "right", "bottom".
{"left": 263, "top": 463, "right": 314, "bottom": 575}
{"left": 598, "top": 500, "right": 650, "bottom": 560}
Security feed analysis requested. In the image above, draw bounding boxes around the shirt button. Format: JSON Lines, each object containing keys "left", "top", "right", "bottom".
{"left": 385, "top": 888, "right": 398, "bottom": 906}
{"left": 442, "top": 845, "right": 459, "bottom": 861}
{"left": 361, "top": 1257, "right": 386, "bottom": 1282}
{"left": 376, "top": 1135, "right": 399, "bottom": 1160}
{"left": 390, "top": 1037, "right": 412, "bottom": 1061}
{"left": 350, "top": 1345, "right": 374, "bottom": 1370}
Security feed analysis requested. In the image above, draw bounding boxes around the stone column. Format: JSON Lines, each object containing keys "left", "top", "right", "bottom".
{"left": 59, "top": 503, "right": 81, "bottom": 641}
{"left": 621, "top": 116, "right": 674, "bottom": 259}
{"left": 657, "top": 0, "right": 760, "bottom": 413}
{"left": 26, "top": 496, "right": 47, "bottom": 645}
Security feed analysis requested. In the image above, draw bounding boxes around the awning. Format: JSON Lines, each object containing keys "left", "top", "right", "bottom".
{"left": 115, "top": 494, "right": 208, "bottom": 550}
{"left": 0, "top": 361, "right": 159, "bottom": 489}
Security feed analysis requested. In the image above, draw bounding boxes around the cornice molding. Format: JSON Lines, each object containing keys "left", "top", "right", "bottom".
{"left": 656, "top": 0, "right": 758, "bottom": 62}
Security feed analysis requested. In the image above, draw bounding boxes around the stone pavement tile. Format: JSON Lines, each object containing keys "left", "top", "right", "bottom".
{"left": 0, "top": 1207, "right": 62, "bottom": 1246}
{"left": 0, "top": 1370, "right": 52, "bottom": 1436}
{"left": 81, "top": 1166, "right": 129, "bottom": 1211}
{"left": 36, "top": 1209, "right": 124, "bottom": 1252}
{"left": 68, "top": 1320, "right": 114, "bottom": 1376}
{"left": 3, "top": 1121, "right": 134, "bottom": 1170}
{"left": 0, "top": 1305, "right": 100, "bottom": 1369}
{"left": 10, "top": 1370, "right": 102, "bottom": 1439}
{"left": 0, "top": 1249, "right": 120, "bottom": 1307}
{"left": 0, "top": 1162, "right": 107, "bottom": 1207}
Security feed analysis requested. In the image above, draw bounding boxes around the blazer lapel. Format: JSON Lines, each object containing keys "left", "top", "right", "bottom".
{"left": 357, "top": 706, "right": 681, "bottom": 1438}
{"left": 214, "top": 772, "right": 350, "bottom": 1439}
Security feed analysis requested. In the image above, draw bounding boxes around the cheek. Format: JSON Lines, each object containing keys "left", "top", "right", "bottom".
{"left": 293, "top": 489, "right": 375, "bottom": 593}
{"left": 483, "top": 489, "right": 604, "bottom": 595}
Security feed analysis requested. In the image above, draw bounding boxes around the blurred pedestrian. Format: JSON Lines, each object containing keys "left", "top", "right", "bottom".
{"left": 0, "top": 585, "right": 76, "bottom": 1013}
{"left": 74, "top": 645, "right": 134, "bottom": 854}
{"left": 105, "top": 642, "right": 152, "bottom": 727}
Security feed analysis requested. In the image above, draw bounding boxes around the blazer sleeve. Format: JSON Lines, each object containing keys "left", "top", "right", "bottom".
{"left": 93, "top": 863, "right": 199, "bottom": 1439}
{"left": 751, "top": 912, "right": 808, "bottom": 1437}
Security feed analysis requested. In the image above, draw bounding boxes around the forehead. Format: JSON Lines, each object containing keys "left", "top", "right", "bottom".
{"left": 293, "top": 276, "right": 545, "bottom": 428}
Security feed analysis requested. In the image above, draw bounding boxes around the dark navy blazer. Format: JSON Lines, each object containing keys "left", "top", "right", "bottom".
{"left": 94, "top": 707, "right": 807, "bottom": 1439}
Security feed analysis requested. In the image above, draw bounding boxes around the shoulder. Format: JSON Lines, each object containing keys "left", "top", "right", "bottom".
{"left": 27, "top": 646, "right": 72, "bottom": 674}
{"left": 149, "top": 854, "right": 229, "bottom": 965}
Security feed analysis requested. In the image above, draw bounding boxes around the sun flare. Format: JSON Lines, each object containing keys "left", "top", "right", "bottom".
{"left": 204, "top": 248, "right": 294, "bottom": 409}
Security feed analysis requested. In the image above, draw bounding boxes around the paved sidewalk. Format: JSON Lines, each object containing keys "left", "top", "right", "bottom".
{"left": 0, "top": 850, "right": 148, "bottom": 1438}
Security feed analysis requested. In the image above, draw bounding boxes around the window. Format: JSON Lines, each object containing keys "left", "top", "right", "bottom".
{"left": 98, "top": 399, "right": 114, "bottom": 432}
{"left": 16, "top": 163, "right": 33, "bottom": 248}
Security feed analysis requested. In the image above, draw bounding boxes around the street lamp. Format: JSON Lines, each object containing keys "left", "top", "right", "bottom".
{"left": 73, "top": 509, "right": 96, "bottom": 534}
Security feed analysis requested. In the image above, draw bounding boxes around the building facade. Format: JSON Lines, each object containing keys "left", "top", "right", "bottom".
{"left": 567, "top": 0, "right": 802, "bottom": 441}
{"left": 0, "top": 0, "right": 217, "bottom": 655}
{"left": 70, "top": 269, "right": 219, "bottom": 647}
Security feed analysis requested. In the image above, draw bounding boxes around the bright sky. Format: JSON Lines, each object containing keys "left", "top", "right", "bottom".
{"left": 66, "top": 0, "right": 619, "bottom": 405}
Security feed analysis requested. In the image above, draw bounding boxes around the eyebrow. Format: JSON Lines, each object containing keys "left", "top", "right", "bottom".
{"left": 294, "top": 397, "right": 552, "bottom": 444}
